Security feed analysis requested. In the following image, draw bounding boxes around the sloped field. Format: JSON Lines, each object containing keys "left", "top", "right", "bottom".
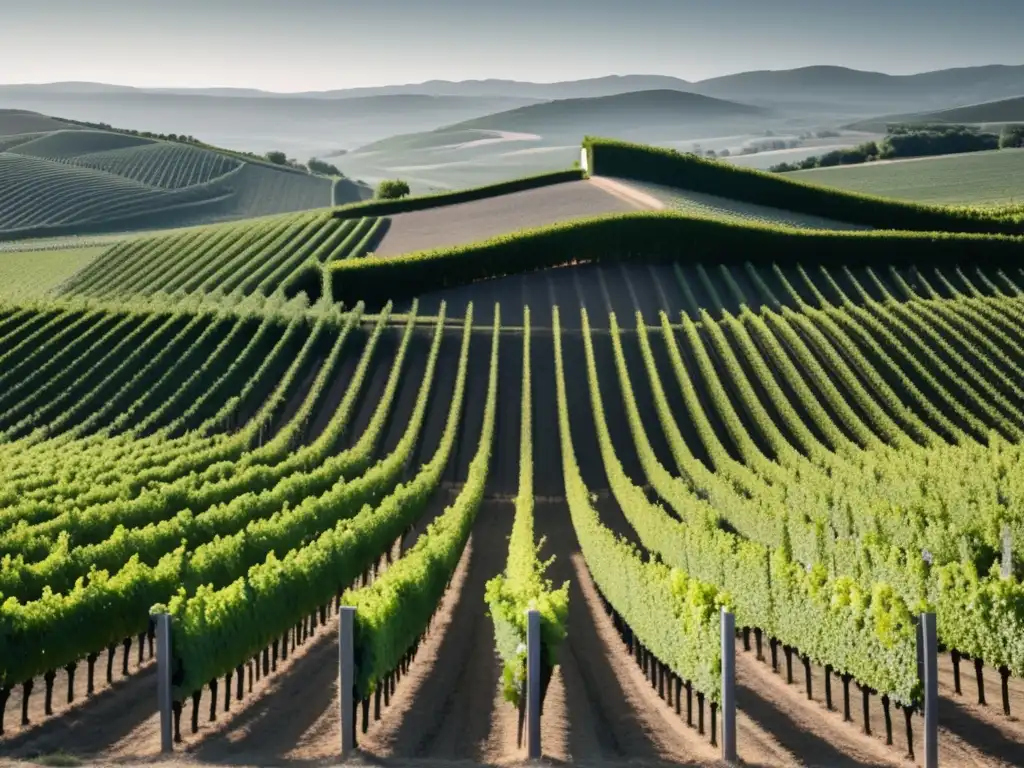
{"left": 0, "top": 123, "right": 332, "bottom": 239}
{"left": 62, "top": 211, "right": 384, "bottom": 299}
{"left": 790, "top": 148, "right": 1024, "bottom": 206}
{"left": 0, "top": 153, "right": 232, "bottom": 237}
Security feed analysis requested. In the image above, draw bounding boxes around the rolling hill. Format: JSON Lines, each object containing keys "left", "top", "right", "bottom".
{"left": 790, "top": 147, "right": 1024, "bottom": 205}
{"left": 0, "top": 116, "right": 336, "bottom": 239}
{"left": 688, "top": 64, "right": 1024, "bottom": 114}
{"left": 0, "top": 90, "right": 542, "bottom": 157}
{"left": 848, "top": 96, "right": 1024, "bottom": 132}
{"left": 440, "top": 90, "right": 768, "bottom": 139}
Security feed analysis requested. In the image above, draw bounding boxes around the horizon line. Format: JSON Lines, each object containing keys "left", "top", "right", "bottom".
{"left": 1, "top": 61, "right": 1022, "bottom": 95}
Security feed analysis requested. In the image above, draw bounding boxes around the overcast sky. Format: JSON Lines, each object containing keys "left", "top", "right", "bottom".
{"left": 4, "top": 0, "right": 1023, "bottom": 91}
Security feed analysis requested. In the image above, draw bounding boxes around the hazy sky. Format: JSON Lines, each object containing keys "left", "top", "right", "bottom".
{"left": 4, "top": 0, "right": 1023, "bottom": 91}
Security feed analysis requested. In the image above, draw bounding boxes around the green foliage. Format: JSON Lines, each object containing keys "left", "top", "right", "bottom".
{"left": 345, "top": 308, "right": 499, "bottom": 698}
{"left": 60, "top": 211, "right": 373, "bottom": 300}
{"left": 485, "top": 307, "right": 569, "bottom": 706}
{"left": 771, "top": 142, "right": 879, "bottom": 172}
{"left": 588, "top": 309, "right": 921, "bottom": 703}
{"left": 375, "top": 179, "right": 411, "bottom": 200}
{"left": 307, "top": 157, "right": 343, "bottom": 177}
{"left": 163, "top": 307, "right": 466, "bottom": 699}
{"left": 582, "top": 137, "right": 1024, "bottom": 234}
{"left": 773, "top": 125, "right": 1002, "bottom": 172}
{"left": 1001, "top": 125, "right": 1024, "bottom": 149}
{"left": 265, "top": 151, "right": 288, "bottom": 166}
{"left": 552, "top": 306, "right": 724, "bottom": 702}
{"left": 879, "top": 124, "right": 999, "bottom": 158}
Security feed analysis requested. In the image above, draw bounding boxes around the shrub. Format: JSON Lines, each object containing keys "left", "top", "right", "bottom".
{"left": 878, "top": 125, "right": 997, "bottom": 159}
{"left": 265, "top": 151, "right": 288, "bottom": 166}
{"left": 1000, "top": 125, "right": 1024, "bottom": 149}
{"left": 376, "top": 179, "right": 411, "bottom": 200}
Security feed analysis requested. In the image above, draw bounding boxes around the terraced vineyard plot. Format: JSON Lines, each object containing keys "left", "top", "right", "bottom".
{"left": 68, "top": 142, "right": 243, "bottom": 189}
{"left": 62, "top": 211, "right": 384, "bottom": 300}
{"left": 0, "top": 153, "right": 231, "bottom": 237}
{"left": 0, "top": 124, "right": 332, "bottom": 239}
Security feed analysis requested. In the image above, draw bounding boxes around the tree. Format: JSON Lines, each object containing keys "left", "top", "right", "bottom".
{"left": 265, "top": 151, "right": 288, "bottom": 165}
{"left": 308, "top": 157, "right": 343, "bottom": 177}
{"left": 376, "top": 179, "right": 411, "bottom": 200}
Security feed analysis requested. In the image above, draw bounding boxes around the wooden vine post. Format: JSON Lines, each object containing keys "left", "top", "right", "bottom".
{"left": 339, "top": 606, "right": 356, "bottom": 758}
{"left": 921, "top": 612, "right": 938, "bottom": 768}
{"left": 155, "top": 612, "right": 173, "bottom": 754}
{"left": 526, "top": 608, "right": 542, "bottom": 759}
{"left": 721, "top": 608, "right": 737, "bottom": 763}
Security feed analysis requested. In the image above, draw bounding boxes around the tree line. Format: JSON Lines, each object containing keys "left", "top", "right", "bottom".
{"left": 770, "top": 123, "right": 1024, "bottom": 172}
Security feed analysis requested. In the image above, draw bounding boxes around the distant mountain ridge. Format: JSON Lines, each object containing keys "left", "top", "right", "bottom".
{"left": 3, "top": 64, "right": 1021, "bottom": 107}
{"left": 440, "top": 89, "right": 766, "bottom": 137}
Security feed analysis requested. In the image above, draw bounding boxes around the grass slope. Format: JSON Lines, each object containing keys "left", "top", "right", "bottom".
{"left": 911, "top": 96, "right": 1024, "bottom": 124}
{"left": 791, "top": 149, "right": 1024, "bottom": 205}
{"left": 850, "top": 96, "right": 1024, "bottom": 132}
{"left": 0, "top": 247, "right": 105, "bottom": 300}
{"left": 442, "top": 90, "right": 766, "bottom": 136}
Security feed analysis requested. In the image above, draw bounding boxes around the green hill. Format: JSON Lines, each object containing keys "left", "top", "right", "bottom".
{"left": 790, "top": 148, "right": 1024, "bottom": 206}
{"left": 849, "top": 96, "right": 1024, "bottom": 132}
{"left": 919, "top": 96, "right": 1024, "bottom": 124}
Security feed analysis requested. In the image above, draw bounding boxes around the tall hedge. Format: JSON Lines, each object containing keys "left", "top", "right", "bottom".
{"left": 330, "top": 168, "right": 586, "bottom": 220}
{"left": 324, "top": 211, "right": 1024, "bottom": 304}
{"left": 582, "top": 137, "right": 1024, "bottom": 235}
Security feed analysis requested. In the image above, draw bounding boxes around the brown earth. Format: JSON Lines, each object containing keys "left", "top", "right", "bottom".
{"left": 372, "top": 180, "right": 645, "bottom": 257}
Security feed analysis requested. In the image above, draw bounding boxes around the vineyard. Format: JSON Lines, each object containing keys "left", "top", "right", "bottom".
{"left": 0, "top": 138, "right": 1023, "bottom": 767}
{"left": 0, "top": 123, "right": 333, "bottom": 239}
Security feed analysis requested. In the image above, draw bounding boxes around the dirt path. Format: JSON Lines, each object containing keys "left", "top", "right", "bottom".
{"left": 588, "top": 176, "right": 667, "bottom": 211}
{"left": 534, "top": 500, "right": 756, "bottom": 766}
{"left": 350, "top": 501, "right": 516, "bottom": 762}
{"left": 734, "top": 651, "right": 904, "bottom": 768}
{"left": 373, "top": 181, "right": 637, "bottom": 257}
{"left": 1, "top": 656, "right": 159, "bottom": 758}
